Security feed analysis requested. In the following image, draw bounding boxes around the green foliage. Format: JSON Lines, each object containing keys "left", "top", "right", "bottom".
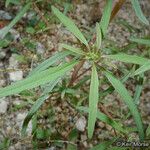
{"left": 78, "top": 106, "right": 127, "bottom": 134}
{"left": 131, "top": 0, "right": 149, "bottom": 25}
{"left": 105, "top": 72, "right": 144, "bottom": 140}
{"left": 88, "top": 64, "right": 99, "bottom": 138}
{"left": 99, "top": 0, "right": 113, "bottom": 37}
{"left": 90, "top": 138, "right": 117, "bottom": 150}
{"left": 0, "top": 39, "right": 10, "bottom": 48}
{"left": 146, "top": 124, "right": 150, "bottom": 137}
{"left": 60, "top": 43, "right": 85, "bottom": 55}
{"left": 0, "top": 138, "right": 10, "bottom": 150}
{"left": 130, "top": 37, "right": 150, "bottom": 46}
{"left": 0, "top": 1, "right": 149, "bottom": 147}
{"left": 51, "top": 6, "right": 89, "bottom": 47}
{"left": 29, "top": 51, "right": 73, "bottom": 76}
{"left": 105, "top": 53, "right": 150, "bottom": 65}
{"left": 0, "top": 61, "right": 78, "bottom": 98}
{"left": 22, "top": 79, "right": 60, "bottom": 136}
{"left": 133, "top": 62, "right": 150, "bottom": 76}
{"left": 5, "top": 0, "right": 20, "bottom": 7}
{"left": 0, "top": 3, "right": 31, "bottom": 38}
{"left": 96, "top": 23, "right": 102, "bottom": 49}
{"left": 133, "top": 75, "right": 144, "bottom": 105}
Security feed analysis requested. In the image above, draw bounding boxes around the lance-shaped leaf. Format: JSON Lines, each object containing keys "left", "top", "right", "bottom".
{"left": 99, "top": 0, "right": 113, "bottom": 37}
{"left": 77, "top": 106, "right": 127, "bottom": 134}
{"left": 105, "top": 72, "right": 144, "bottom": 140}
{"left": 133, "top": 62, "right": 150, "bottom": 76}
{"left": 90, "top": 138, "right": 117, "bottom": 150}
{"left": 29, "top": 51, "right": 72, "bottom": 76}
{"left": 0, "top": 3, "right": 31, "bottom": 39}
{"left": 0, "top": 61, "right": 78, "bottom": 98}
{"left": 131, "top": 0, "right": 149, "bottom": 25}
{"left": 105, "top": 53, "right": 150, "bottom": 65}
{"left": 133, "top": 75, "right": 144, "bottom": 105}
{"left": 130, "top": 38, "right": 150, "bottom": 46}
{"left": 60, "top": 43, "right": 85, "bottom": 55}
{"left": 88, "top": 64, "right": 99, "bottom": 139}
{"left": 51, "top": 6, "right": 88, "bottom": 47}
{"left": 96, "top": 23, "right": 102, "bottom": 50}
{"left": 21, "top": 78, "right": 60, "bottom": 136}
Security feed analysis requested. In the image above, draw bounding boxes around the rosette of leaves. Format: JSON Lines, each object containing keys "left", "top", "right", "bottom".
{"left": 0, "top": 0, "right": 150, "bottom": 142}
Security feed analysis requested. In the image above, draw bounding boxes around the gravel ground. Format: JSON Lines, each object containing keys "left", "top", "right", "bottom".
{"left": 0, "top": 0, "right": 150, "bottom": 149}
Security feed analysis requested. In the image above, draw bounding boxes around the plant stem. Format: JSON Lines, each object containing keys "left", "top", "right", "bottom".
{"left": 69, "top": 60, "right": 85, "bottom": 86}
{"left": 110, "top": 0, "right": 126, "bottom": 22}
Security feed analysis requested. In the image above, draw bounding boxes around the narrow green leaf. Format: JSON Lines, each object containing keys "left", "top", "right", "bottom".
{"left": 88, "top": 64, "right": 99, "bottom": 139}
{"left": 146, "top": 124, "right": 150, "bottom": 137}
{"left": 0, "top": 3, "right": 31, "bottom": 39}
{"left": 105, "top": 53, "right": 150, "bottom": 65}
{"left": 77, "top": 106, "right": 127, "bottom": 134}
{"left": 0, "top": 39, "right": 10, "bottom": 48}
{"left": 5, "top": 0, "right": 20, "bottom": 7}
{"left": 100, "top": 68, "right": 133, "bottom": 98}
{"left": 0, "top": 61, "right": 78, "bottom": 98}
{"left": 130, "top": 38, "right": 150, "bottom": 46}
{"left": 32, "top": 113, "right": 37, "bottom": 134}
{"left": 133, "top": 62, "right": 150, "bottom": 76}
{"left": 133, "top": 85, "right": 143, "bottom": 105}
{"left": 105, "top": 72, "right": 144, "bottom": 140}
{"left": 96, "top": 23, "right": 102, "bottom": 49}
{"left": 111, "top": 147, "right": 128, "bottom": 150}
{"left": 99, "top": 0, "right": 113, "bottom": 37}
{"left": 21, "top": 79, "right": 60, "bottom": 136}
{"left": 51, "top": 6, "right": 88, "bottom": 47}
{"left": 90, "top": 138, "right": 117, "bottom": 150}
{"left": 131, "top": 0, "right": 149, "bottom": 25}
{"left": 5, "top": 0, "right": 11, "bottom": 7}
{"left": 133, "top": 76, "right": 143, "bottom": 105}
{"left": 29, "top": 51, "right": 72, "bottom": 76}
{"left": 60, "top": 43, "right": 85, "bottom": 55}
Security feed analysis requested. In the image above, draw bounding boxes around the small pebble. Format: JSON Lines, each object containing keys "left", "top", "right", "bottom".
{"left": 75, "top": 116, "right": 86, "bottom": 132}
{"left": 0, "top": 98, "right": 8, "bottom": 114}
{"left": 98, "top": 122, "right": 105, "bottom": 128}
{"left": 81, "top": 134, "right": 87, "bottom": 141}
{"left": 36, "top": 42, "right": 45, "bottom": 54}
{"left": 0, "top": 10, "right": 12, "bottom": 20}
{"left": 9, "top": 71, "right": 23, "bottom": 82}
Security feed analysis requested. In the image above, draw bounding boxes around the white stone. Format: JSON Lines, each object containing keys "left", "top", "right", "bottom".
{"left": 48, "top": 147, "right": 56, "bottom": 150}
{"left": 9, "top": 54, "right": 19, "bottom": 68}
{"left": 9, "top": 29, "right": 20, "bottom": 41}
{"left": 36, "top": 42, "right": 45, "bottom": 54}
{"left": 13, "top": 99, "right": 21, "bottom": 105}
{"left": 0, "top": 10, "right": 12, "bottom": 20}
{"left": 8, "top": 146, "right": 15, "bottom": 150}
{"left": 83, "top": 61, "right": 90, "bottom": 69}
{"left": 9, "top": 71, "right": 23, "bottom": 82}
{"left": 26, "top": 11, "right": 36, "bottom": 20}
{"left": 0, "top": 98, "right": 8, "bottom": 114}
{"left": 0, "top": 50, "right": 6, "bottom": 59}
{"left": 75, "top": 116, "right": 86, "bottom": 132}
{"left": 8, "top": 54, "right": 23, "bottom": 81}
{"left": 0, "top": 79, "right": 5, "bottom": 86}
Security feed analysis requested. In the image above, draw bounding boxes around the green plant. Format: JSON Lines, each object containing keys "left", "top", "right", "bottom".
{"left": 0, "top": 0, "right": 150, "bottom": 148}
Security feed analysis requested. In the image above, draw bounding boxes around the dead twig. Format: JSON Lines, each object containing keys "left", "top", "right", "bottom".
{"left": 69, "top": 60, "right": 85, "bottom": 86}
{"left": 110, "top": 0, "right": 126, "bottom": 22}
